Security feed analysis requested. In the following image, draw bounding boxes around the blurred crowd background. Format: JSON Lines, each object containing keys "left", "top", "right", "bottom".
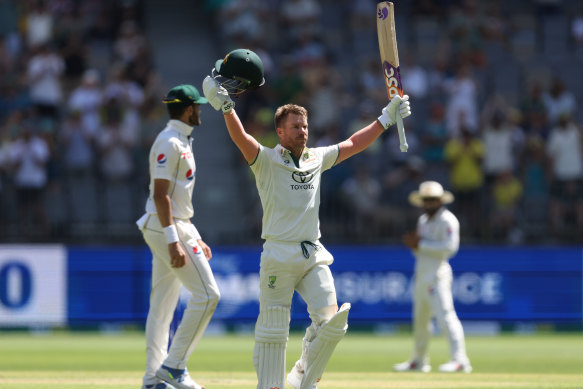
{"left": 0, "top": 0, "right": 582, "bottom": 246}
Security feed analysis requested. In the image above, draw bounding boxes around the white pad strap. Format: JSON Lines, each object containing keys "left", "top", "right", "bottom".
{"left": 301, "top": 303, "right": 350, "bottom": 389}
{"left": 254, "top": 306, "right": 290, "bottom": 389}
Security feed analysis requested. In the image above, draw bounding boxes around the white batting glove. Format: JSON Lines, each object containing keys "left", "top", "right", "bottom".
{"left": 377, "top": 94, "right": 411, "bottom": 130}
{"left": 202, "top": 75, "right": 235, "bottom": 113}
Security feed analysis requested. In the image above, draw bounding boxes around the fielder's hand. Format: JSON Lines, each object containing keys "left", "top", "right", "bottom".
{"left": 202, "top": 75, "right": 235, "bottom": 113}
{"left": 402, "top": 231, "right": 420, "bottom": 250}
{"left": 168, "top": 242, "right": 187, "bottom": 268}
{"left": 377, "top": 94, "right": 411, "bottom": 130}
{"left": 197, "top": 239, "right": 212, "bottom": 261}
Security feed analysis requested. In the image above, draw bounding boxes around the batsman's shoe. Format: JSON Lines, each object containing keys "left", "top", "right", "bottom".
{"left": 438, "top": 360, "right": 472, "bottom": 373}
{"left": 286, "top": 365, "right": 318, "bottom": 389}
{"left": 393, "top": 360, "right": 431, "bottom": 373}
{"left": 142, "top": 382, "right": 176, "bottom": 389}
{"left": 155, "top": 365, "right": 204, "bottom": 389}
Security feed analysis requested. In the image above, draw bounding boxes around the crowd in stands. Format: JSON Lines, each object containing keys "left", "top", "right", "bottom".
{"left": 0, "top": 0, "right": 165, "bottom": 242}
{"left": 208, "top": 0, "right": 583, "bottom": 244}
{"left": 0, "top": 0, "right": 582, "bottom": 245}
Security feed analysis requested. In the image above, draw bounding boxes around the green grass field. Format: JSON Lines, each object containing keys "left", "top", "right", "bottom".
{"left": 0, "top": 331, "right": 582, "bottom": 388}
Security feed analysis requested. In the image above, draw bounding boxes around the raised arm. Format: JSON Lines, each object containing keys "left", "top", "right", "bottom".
{"left": 203, "top": 76, "right": 259, "bottom": 163}
{"left": 336, "top": 95, "right": 411, "bottom": 165}
{"left": 223, "top": 110, "right": 259, "bottom": 163}
{"left": 337, "top": 121, "right": 385, "bottom": 164}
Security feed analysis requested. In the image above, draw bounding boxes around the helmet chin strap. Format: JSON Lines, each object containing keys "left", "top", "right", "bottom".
{"left": 212, "top": 68, "right": 251, "bottom": 95}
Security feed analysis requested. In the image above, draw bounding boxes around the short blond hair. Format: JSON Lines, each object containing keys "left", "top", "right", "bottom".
{"left": 274, "top": 104, "right": 308, "bottom": 128}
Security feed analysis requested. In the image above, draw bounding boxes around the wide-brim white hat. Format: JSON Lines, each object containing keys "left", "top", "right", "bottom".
{"left": 408, "top": 180, "right": 454, "bottom": 207}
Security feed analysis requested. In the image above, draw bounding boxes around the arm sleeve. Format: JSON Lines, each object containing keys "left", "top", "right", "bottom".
{"left": 319, "top": 144, "right": 340, "bottom": 171}
{"left": 249, "top": 144, "right": 269, "bottom": 188}
{"left": 417, "top": 215, "right": 460, "bottom": 258}
{"left": 151, "top": 139, "right": 180, "bottom": 181}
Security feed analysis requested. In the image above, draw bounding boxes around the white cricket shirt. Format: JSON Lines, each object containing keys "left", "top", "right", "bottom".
{"left": 250, "top": 144, "right": 339, "bottom": 242}
{"left": 413, "top": 207, "right": 460, "bottom": 279}
{"left": 145, "top": 119, "right": 197, "bottom": 219}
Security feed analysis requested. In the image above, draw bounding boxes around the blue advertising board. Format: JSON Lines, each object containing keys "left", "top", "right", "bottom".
{"left": 61, "top": 245, "right": 582, "bottom": 325}
{"left": 1, "top": 245, "right": 580, "bottom": 326}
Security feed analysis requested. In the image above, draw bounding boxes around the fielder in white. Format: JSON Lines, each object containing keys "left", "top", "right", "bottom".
{"left": 136, "top": 84, "right": 220, "bottom": 389}
{"left": 394, "top": 181, "right": 472, "bottom": 373}
{"left": 201, "top": 48, "right": 411, "bottom": 389}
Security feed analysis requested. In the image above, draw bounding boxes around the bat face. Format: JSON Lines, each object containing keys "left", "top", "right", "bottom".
{"left": 377, "top": 1, "right": 404, "bottom": 100}
{"left": 382, "top": 61, "right": 403, "bottom": 99}
{"left": 377, "top": 1, "right": 408, "bottom": 152}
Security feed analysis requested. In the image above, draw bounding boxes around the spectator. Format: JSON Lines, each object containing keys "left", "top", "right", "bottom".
{"left": 545, "top": 113, "right": 583, "bottom": 239}
{"left": 96, "top": 102, "right": 136, "bottom": 182}
{"left": 8, "top": 118, "right": 51, "bottom": 237}
{"left": 68, "top": 68, "right": 103, "bottom": 135}
{"left": 401, "top": 54, "right": 429, "bottom": 100}
{"left": 543, "top": 78, "right": 577, "bottom": 126}
{"left": 26, "top": 43, "right": 65, "bottom": 120}
{"left": 59, "top": 109, "right": 96, "bottom": 177}
{"left": 443, "top": 63, "right": 479, "bottom": 137}
{"left": 444, "top": 125, "right": 485, "bottom": 239}
{"left": 490, "top": 170, "right": 524, "bottom": 242}
{"left": 103, "top": 64, "right": 144, "bottom": 139}
{"left": 113, "top": 20, "right": 147, "bottom": 65}
{"left": 481, "top": 111, "right": 524, "bottom": 187}
{"left": 25, "top": 0, "right": 55, "bottom": 49}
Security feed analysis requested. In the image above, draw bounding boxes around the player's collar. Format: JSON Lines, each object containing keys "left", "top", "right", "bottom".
{"left": 168, "top": 119, "right": 194, "bottom": 136}
{"left": 276, "top": 144, "right": 308, "bottom": 157}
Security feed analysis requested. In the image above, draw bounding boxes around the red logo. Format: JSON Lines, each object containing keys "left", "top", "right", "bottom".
{"left": 193, "top": 245, "right": 199, "bottom": 254}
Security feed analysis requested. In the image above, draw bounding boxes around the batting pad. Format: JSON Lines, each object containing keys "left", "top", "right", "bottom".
{"left": 254, "top": 306, "right": 290, "bottom": 389}
{"left": 301, "top": 303, "right": 351, "bottom": 389}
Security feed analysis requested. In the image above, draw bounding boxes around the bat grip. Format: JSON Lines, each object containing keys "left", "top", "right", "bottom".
{"left": 396, "top": 114, "right": 408, "bottom": 152}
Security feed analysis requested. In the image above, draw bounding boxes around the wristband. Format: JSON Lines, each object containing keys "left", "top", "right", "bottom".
{"left": 222, "top": 100, "right": 235, "bottom": 113}
{"left": 377, "top": 110, "right": 394, "bottom": 130}
{"left": 163, "top": 225, "right": 179, "bottom": 243}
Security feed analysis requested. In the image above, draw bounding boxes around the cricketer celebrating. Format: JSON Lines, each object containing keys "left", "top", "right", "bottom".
{"left": 136, "top": 84, "right": 220, "bottom": 389}
{"left": 202, "top": 48, "right": 411, "bottom": 389}
{"left": 394, "top": 181, "right": 472, "bottom": 373}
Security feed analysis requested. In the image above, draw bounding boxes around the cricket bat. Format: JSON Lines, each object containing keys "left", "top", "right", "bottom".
{"left": 377, "top": 1, "right": 408, "bottom": 152}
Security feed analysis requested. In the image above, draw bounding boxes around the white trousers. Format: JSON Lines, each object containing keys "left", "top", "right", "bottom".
{"left": 140, "top": 215, "right": 220, "bottom": 385}
{"left": 412, "top": 265, "right": 469, "bottom": 364}
{"left": 255, "top": 240, "right": 338, "bottom": 388}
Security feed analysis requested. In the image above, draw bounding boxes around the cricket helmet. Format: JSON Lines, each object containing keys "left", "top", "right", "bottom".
{"left": 213, "top": 48, "right": 265, "bottom": 95}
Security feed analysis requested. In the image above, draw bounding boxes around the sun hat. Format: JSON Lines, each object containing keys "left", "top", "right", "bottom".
{"left": 408, "top": 181, "right": 454, "bottom": 207}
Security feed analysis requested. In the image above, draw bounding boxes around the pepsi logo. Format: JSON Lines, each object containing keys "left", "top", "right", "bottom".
{"left": 186, "top": 169, "right": 194, "bottom": 180}
{"left": 193, "top": 245, "right": 199, "bottom": 254}
{"left": 157, "top": 154, "right": 167, "bottom": 164}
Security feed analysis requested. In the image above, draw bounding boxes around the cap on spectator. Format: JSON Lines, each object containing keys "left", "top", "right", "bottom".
{"left": 162, "top": 84, "right": 207, "bottom": 106}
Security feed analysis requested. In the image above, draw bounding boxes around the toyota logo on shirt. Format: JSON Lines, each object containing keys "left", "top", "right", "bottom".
{"left": 292, "top": 171, "right": 314, "bottom": 184}
{"left": 290, "top": 171, "right": 315, "bottom": 190}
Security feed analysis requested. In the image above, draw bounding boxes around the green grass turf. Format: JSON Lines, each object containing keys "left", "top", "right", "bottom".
{"left": 0, "top": 330, "right": 582, "bottom": 388}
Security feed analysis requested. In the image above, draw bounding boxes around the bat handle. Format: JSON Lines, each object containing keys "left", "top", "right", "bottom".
{"left": 396, "top": 114, "right": 408, "bottom": 152}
